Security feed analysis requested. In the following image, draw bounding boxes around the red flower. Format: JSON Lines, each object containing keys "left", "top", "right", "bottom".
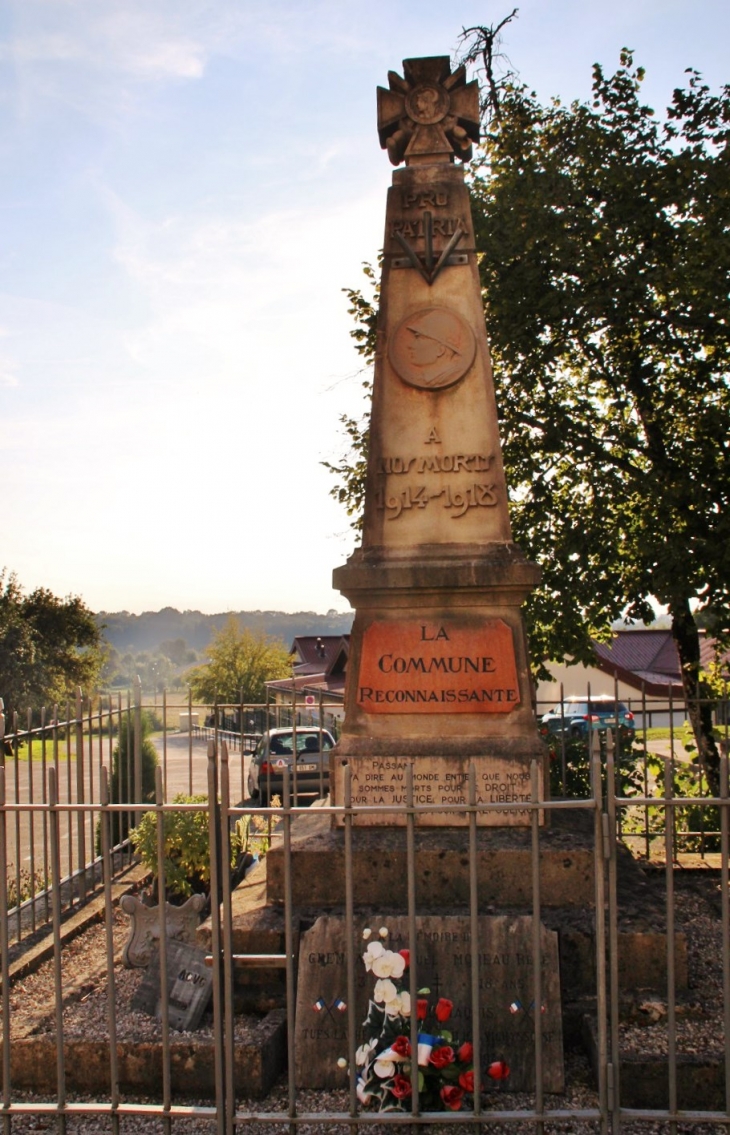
{"left": 488, "top": 1060, "right": 510, "bottom": 1082}
{"left": 416, "top": 998, "right": 429, "bottom": 1020}
{"left": 429, "top": 1045, "right": 455, "bottom": 1069}
{"left": 458, "top": 1070, "right": 474, "bottom": 1092}
{"left": 391, "top": 1074, "right": 412, "bottom": 1099}
{"left": 391, "top": 1036, "right": 411, "bottom": 1058}
{"left": 440, "top": 1085, "right": 464, "bottom": 1111}
{"left": 457, "top": 1042, "right": 473, "bottom": 1064}
{"left": 398, "top": 949, "right": 410, "bottom": 968}
{"left": 435, "top": 998, "right": 453, "bottom": 1023}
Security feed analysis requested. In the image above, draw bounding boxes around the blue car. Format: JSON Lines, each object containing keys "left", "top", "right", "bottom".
{"left": 539, "top": 696, "right": 635, "bottom": 743}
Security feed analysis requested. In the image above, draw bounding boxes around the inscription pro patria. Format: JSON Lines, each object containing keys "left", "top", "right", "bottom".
{"left": 331, "top": 54, "right": 546, "bottom": 827}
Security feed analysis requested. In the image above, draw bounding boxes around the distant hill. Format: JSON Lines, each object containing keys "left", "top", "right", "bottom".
{"left": 96, "top": 607, "right": 354, "bottom": 654}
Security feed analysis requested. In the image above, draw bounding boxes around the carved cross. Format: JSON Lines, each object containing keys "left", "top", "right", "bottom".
{"left": 377, "top": 57, "right": 480, "bottom": 167}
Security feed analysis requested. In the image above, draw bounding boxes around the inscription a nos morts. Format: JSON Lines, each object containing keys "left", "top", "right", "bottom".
{"left": 357, "top": 619, "right": 520, "bottom": 714}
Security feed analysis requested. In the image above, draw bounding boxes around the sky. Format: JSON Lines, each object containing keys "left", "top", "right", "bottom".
{"left": 1, "top": 0, "right": 729, "bottom": 617}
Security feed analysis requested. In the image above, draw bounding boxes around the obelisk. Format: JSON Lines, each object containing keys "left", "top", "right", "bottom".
{"left": 332, "top": 57, "right": 545, "bottom": 826}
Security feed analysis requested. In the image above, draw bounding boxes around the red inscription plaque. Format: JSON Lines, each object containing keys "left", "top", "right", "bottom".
{"left": 356, "top": 619, "right": 520, "bottom": 714}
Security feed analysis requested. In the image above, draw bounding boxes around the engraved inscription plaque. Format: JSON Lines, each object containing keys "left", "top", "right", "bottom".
{"left": 357, "top": 619, "right": 520, "bottom": 714}
{"left": 295, "top": 915, "right": 563, "bottom": 1092}
{"left": 388, "top": 307, "right": 476, "bottom": 390}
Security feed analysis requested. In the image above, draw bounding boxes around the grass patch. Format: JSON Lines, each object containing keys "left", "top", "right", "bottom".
{"left": 637, "top": 725, "right": 690, "bottom": 741}
{"left": 8, "top": 739, "right": 70, "bottom": 761}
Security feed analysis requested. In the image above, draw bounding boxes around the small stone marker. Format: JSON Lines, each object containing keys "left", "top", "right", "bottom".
{"left": 132, "top": 940, "right": 213, "bottom": 1031}
{"left": 121, "top": 893, "right": 207, "bottom": 968}
{"left": 295, "top": 914, "right": 563, "bottom": 1093}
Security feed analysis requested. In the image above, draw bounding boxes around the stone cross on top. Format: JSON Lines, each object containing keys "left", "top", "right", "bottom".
{"left": 377, "top": 56, "right": 480, "bottom": 166}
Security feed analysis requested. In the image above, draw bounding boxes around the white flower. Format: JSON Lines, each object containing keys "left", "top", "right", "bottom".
{"left": 362, "top": 941, "right": 386, "bottom": 971}
{"left": 379, "top": 927, "right": 389, "bottom": 938}
{"left": 337, "top": 1057, "right": 348, "bottom": 1069}
{"left": 373, "top": 978, "right": 398, "bottom": 1006}
{"left": 373, "top": 1058, "right": 396, "bottom": 1079}
{"left": 383, "top": 991, "right": 411, "bottom": 1017}
{"left": 356, "top": 1080, "right": 372, "bottom": 1105}
{"left": 355, "top": 1038, "right": 378, "bottom": 1066}
{"left": 362, "top": 928, "right": 372, "bottom": 940}
{"left": 371, "top": 950, "right": 406, "bottom": 980}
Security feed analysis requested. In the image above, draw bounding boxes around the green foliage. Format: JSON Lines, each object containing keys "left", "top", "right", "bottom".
{"left": 186, "top": 618, "right": 292, "bottom": 705}
{"left": 131, "top": 795, "right": 271, "bottom": 899}
{"left": 108, "top": 710, "right": 159, "bottom": 846}
{"left": 101, "top": 646, "right": 188, "bottom": 691}
{"left": 321, "top": 263, "right": 379, "bottom": 532}
{"left": 470, "top": 54, "right": 730, "bottom": 674}
{"left": 547, "top": 735, "right": 641, "bottom": 799}
{"left": 6, "top": 865, "right": 48, "bottom": 910}
{"left": 0, "top": 570, "right": 103, "bottom": 722}
{"left": 642, "top": 749, "right": 721, "bottom": 853}
{"left": 132, "top": 794, "right": 212, "bottom": 898}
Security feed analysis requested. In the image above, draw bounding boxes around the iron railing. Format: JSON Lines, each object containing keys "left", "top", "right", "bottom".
{"left": 0, "top": 686, "right": 727, "bottom": 1130}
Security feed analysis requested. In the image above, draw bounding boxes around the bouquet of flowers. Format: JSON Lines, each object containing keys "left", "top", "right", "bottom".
{"left": 348, "top": 927, "right": 509, "bottom": 1112}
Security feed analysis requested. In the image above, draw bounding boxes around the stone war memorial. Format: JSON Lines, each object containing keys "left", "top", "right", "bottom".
{"left": 223, "top": 52, "right": 685, "bottom": 1107}
{"left": 279, "top": 54, "right": 578, "bottom": 1097}
{"left": 331, "top": 55, "right": 544, "bottom": 825}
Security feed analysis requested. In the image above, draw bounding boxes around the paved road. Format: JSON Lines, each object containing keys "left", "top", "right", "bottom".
{"left": 151, "top": 732, "right": 252, "bottom": 803}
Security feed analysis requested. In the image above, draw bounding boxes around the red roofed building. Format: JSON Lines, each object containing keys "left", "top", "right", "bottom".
{"left": 536, "top": 627, "right": 727, "bottom": 724}
{"left": 266, "top": 636, "right": 349, "bottom": 722}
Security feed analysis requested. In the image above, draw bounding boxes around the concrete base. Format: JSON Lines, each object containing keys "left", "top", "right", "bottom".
{"left": 265, "top": 806, "right": 595, "bottom": 909}
{"left": 583, "top": 1016, "right": 723, "bottom": 1109}
{"left": 1, "top": 1012, "right": 286, "bottom": 1099}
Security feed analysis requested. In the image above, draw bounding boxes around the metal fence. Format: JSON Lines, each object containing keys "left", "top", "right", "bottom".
{"left": 0, "top": 687, "right": 728, "bottom": 1131}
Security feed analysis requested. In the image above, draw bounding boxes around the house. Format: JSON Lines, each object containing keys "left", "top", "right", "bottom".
{"left": 266, "top": 635, "right": 349, "bottom": 723}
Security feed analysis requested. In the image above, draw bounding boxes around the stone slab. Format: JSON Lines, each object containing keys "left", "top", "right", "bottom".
{"left": 266, "top": 808, "right": 594, "bottom": 909}
{"left": 0, "top": 1010, "right": 287, "bottom": 1099}
{"left": 356, "top": 618, "right": 520, "bottom": 715}
{"left": 333, "top": 753, "right": 540, "bottom": 827}
{"left": 295, "top": 914, "right": 563, "bottom": 1093}
{"left": 132, "top": 941, "right": 213, "bottom": 1031}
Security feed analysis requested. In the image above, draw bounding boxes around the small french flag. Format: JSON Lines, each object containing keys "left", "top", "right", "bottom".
{"left": 334, "top": 998, "right": 347, "bottom": 1012}
{"left": 313, "top": 998, "right": 326, "bottom": 1012}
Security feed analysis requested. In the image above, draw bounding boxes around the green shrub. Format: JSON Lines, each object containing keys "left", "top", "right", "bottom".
{"left": 130, "top": 795, "right": 271, "bottom": 901}
{"left": 6, "top": 865, "right": 48, "bottom": 910}
{"left": 107, "top": 710, "right": 159, "bottom": 847}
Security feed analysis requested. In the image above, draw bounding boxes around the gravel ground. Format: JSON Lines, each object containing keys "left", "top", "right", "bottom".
{"left": 2, "top": 872, "right": 728, "bottom": 1132}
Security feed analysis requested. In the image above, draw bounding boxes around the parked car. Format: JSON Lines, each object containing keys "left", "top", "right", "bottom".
{"left": 247, "top": 727, "right": 336, "bottom": 806}
{"left": 539, "top": 696, "right": 635, "bottom": 744}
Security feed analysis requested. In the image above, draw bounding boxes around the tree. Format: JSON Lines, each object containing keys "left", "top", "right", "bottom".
{"left": 107, "top": 709, "right": 159, "bottom": 847}
{"left": 186, "top": 619, "right": 292, "bottom": 705}
{"left": 0, "top": 570, "right": 104, "bottom": 722}
{"left": 329, "top": 39, "right": 730, "bottom": 786}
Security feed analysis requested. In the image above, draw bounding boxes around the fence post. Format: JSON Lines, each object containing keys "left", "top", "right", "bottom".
{"left": 75, "top": 687, "right": 86, "bottom": 902}
{"left": 133, "top": 676, "right": 142, "bottom": 816}
{"left": 206, "top": 741, "right": 226, "bottom": 1135}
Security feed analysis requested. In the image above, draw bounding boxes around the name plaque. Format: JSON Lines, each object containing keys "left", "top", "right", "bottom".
{"left": 356, "top": 619, "right": 520, "bottom": 714}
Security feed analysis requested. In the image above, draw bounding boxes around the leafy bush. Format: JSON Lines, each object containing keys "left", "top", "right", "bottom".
{"left": 6, "top": 865, "right": 48, "bottom": 910}
{"left": 547, "top": 734, "right": 641, "bottom": 799}
{"left": 107, "top": 710, "right": 159, "bottom": 847}
{"left": 131, "top": 795, "right": 271, "bottom": 901}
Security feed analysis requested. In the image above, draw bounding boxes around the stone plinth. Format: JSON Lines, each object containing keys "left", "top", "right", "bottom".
{"left": 266, "top": 808, "right": 594, "bottom": 909}
{"left": 295, "top": 913, "right": 563, "bottom": 1093}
